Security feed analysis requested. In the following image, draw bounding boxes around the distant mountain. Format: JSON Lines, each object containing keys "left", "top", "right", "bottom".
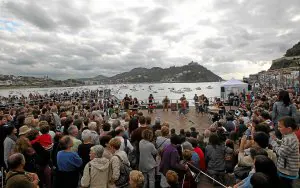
{"left": 82, "top": 62, "right": 223, "bottom": 83}
{"left": 285, "top": 41, "right": 300, "bottom": 57}
{"left": 77, "top": 75, "right": 108, "bottom": 81}
{"left": 269, "top": 41, "right": 300, "bottom": 70}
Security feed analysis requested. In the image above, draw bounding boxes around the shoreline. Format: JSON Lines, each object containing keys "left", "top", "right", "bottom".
{"left": 0, "top": 81, "right": 222, "bottom": 90}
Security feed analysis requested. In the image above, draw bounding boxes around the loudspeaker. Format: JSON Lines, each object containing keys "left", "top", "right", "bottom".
{"left": 248, "top": 85, "right": 252, "bottom": 90}
{"left": 221, "top": 87, "right": 225, "bottom": 92}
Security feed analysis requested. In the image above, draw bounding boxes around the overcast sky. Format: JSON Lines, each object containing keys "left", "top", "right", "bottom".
{"left": 0, "top": 0, "right": 300, "bottom": 80}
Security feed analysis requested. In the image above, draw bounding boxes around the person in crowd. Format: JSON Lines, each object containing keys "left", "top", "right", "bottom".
{"left": 139, "top": 129, "right": 157, "bottom": 188}
{"left": 14, "top": 137, "right": 37, "bottom": 173}
{"left": 251, "top": 155, "right": 281, "bottom": 188}
{"left": 108, "top": 138, "right": 130, "bottom": 187}
{"left": 81, "top": 145, "right": 110, "bottom": 188}
{"left": 100, "top": 135, "right": 113, "bottom": 160}
{"left": 163, "top": 96, "right": 170, "bottom": 112}
{"left": 271, "top": 116, "right": 299, "bottom": 188}
{"left": 181, "top": 149, "right": 198, "bottom": 188}
{"left": 78, "top": 129, "right": 94, "bottom": 174}
{"left": 160, "top": 135, "right": 187, "bottom": 187}
{"left": 56, "top": 135, "right": 82, "bottom": 188}
{"left": 27, "top": 129, "right": 52, "bottom": 188}
{"left": 189, "top": 138, "right": 206, "bottom": 171}
{"left": 129, "top": 117, "right": 139, "bottom": 135}
{"left": 190, "top": 127, "right": 198, "bottom": 138}
{"left": 5, "top": 153, "right": 39, "bottom": 188}
{"left": 205, "top": 133, "right": 232, "bottom": 184}
{"left": 131, "top": 116, "right": 151, "bottom": 165}
{"left": 166, "top": 170, "right": 180, "bottom": 188}
{"left": 100, "top": 122, "right": 111, "bottom": 137}
{"left": 156, "top": 126, "right": 171, "bottom": 152}
{"left": 4, "top": 124, "right": 17, "bottom": 168}
{"left": 18, "top": 125, "right": 31, "bottom": 138}
{"left": 182, "top": 141, "right": 200, "bottom": 169}
{"left": 115, "top": 126, "right": 134, "bottom": 153}
{"left": 67, "top": 125, "right": 82, "bottom": 152}
{"left": 129, "top": 170, "right": 145, "bottom": 188}
{"left": 88, "top": 121, "right": 100, "bottom": 145}
{"left": 152, "top": 117, "right": 161, "bottom": 133}
{"left": 31, "top": 121, "right": 53, "bottom": 150}
{"left": 272, "top": 90, "right": 296, "bottom": 138}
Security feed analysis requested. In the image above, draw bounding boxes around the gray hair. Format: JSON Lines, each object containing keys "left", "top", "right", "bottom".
{"left": 121, "top": 113, "right": 126, "bottom": 120}
{"left": 111, "top": 113, "right": 117, "bottom": 119}
{"left": 67, "top": 125, "right": 78, "bottom": 136}
{"left": 81, "top": 129, "right": 92, "bottom": 142}
{"left": 7, "top": 153, "right": 25, "bottom": 170}
{"left": 182, "top": 141, "right": 194, "bottom": 150}
{"left": 112, "top": 120, "right": 121, "bottom": 130}
{"left": 88, "top": 121, "right": 97, "bottom": 131}
{"left": 90, "top": 145, "right": 104, "bottom": 158}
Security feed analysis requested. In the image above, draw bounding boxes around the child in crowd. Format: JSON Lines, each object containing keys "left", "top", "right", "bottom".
{"left": 271, "top": 116, "right": 299, "bottom": 188}
{"left": 190, "top": 127, "right": 198, "bottom": 138}
{"left": 31, "top": 121, "right": 53, "bottom": 150}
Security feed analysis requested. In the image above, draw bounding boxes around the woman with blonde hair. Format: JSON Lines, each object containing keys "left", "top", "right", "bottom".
{"left": 14, "top": 137, "right": 37, "bottom": 173}
{"left": 129, "top": 170, "right": 145, "bottom": 188}
{"left": 108, "top": 138, "right": 130, "bottom": 187}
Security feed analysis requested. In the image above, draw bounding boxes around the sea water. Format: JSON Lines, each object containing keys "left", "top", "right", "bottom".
{"left": 0, "top": 82, "right": 222, "bottom": 104}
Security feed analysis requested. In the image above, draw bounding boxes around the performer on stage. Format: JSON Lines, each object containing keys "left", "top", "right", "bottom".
{"left": 162, "top": 96, "right": 170, "bottom": 111}
{"left": 148, "top": 94, "right": 154, "bottom": 113}
{"left": 123, "top": 94, "right": 130, "bottom": 111}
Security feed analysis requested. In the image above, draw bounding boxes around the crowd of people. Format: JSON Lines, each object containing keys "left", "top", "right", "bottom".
{"left": 0, "top": 87, "right": 299, "bottom": 188}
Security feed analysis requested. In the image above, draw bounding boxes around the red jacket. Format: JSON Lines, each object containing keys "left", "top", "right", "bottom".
{"left": 194, "top": 147, "right": 206, "bottom": 171}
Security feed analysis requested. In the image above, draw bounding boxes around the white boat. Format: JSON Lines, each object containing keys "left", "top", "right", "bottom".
{"left": 206, "top": 86, "right": 213, "bottom": 89}
{"left": 196, "top": 87, "right": 201, "bottom": 90}
{"left": 181, "top": 87, "right": 192, "bottom": 92}
{"left": 171, "top": 89, "right": 184, "bottom": 94}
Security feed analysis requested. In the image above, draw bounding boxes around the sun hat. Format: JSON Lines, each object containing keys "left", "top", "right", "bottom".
{"left": 19, "top": 125, "right": 31, "bottom": 136}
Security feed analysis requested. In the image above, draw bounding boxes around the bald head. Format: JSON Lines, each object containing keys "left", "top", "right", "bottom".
{"left": 7, "top": 153, "right": 25, "bottom": 170}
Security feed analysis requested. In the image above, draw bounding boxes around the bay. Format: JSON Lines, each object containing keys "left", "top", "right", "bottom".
{"left": 0, "top": 82, "right": 222, "bottom": 104}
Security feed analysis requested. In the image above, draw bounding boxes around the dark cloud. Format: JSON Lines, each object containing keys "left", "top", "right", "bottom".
{"left": 5, "top": 2, "right": 56, "bottom": 30}
{"left": 0, "top": 0, "right": 300, "bottom": 79}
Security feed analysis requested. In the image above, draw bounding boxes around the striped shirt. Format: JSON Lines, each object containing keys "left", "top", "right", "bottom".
{"left": 271, "top": 133, "right": 299, "bottom": 177}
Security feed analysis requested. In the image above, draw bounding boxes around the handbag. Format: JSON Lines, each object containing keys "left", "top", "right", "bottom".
{"left": 114, "top": 155, "right": 132, "bottom": 187}
{"left": 233, "top": 166, "right": 252, "bottom": 180}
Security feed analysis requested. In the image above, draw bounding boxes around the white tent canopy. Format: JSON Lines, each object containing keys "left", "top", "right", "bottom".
{"left": 221, "top": 79, "right": 248, "bottom": 99}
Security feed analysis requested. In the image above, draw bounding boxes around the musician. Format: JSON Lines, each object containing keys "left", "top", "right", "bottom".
{"left": 162, "top": 96, "right": 170, "bottom": 111}
{"left": 123, "top": 94, "right": 130, "bottom": 111}
{"left": 133, "top": 98, "right": 139, "bottom": 108}
{"left": 148, "top": 94, "right": 154, "bottom": 113}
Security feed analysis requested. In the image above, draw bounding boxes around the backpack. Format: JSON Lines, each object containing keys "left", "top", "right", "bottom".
{"left": 124, "top": 139, "right": 137, "bottom": 169}
{"left": 114, "top": 155, "right": 131, "bottom": 187}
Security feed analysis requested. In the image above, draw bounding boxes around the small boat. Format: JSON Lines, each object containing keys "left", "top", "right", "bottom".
{"left": 196, "top": 87, "right": 201, "bottom": 90}
{"left": 181, "top": 87, "right": 192, "bottom": 92}
{"left": 206, "top": 86, "right": 213, "bottom": 89}
{"left": 171, "top": 90, "right": 184, "bottom": 94}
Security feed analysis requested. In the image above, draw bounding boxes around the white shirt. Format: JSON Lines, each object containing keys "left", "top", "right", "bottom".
{"left": 115, "top": 136, "right": 134, "bottom": 152}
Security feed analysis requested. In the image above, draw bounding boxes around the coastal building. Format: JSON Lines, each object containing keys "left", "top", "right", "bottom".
{"left": 0, "top": 80, "right": 13, "bottom": 86}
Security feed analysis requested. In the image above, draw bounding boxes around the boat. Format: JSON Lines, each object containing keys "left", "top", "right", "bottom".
{"left": 206, "top": 86, "right": 213, "bottom": 89}
{"left": 195, "top": 87, "right": 201, "bottom": 90}
{"left": 181, "top": 87, "right": 192, "bottom": 92}
{"left": 171, "top": 89, "right": 184, "bottom": 94}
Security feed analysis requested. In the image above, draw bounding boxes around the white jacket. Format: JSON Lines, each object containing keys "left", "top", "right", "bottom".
{"left": 81, "top": 157, "right": 110, "bottom": 188}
